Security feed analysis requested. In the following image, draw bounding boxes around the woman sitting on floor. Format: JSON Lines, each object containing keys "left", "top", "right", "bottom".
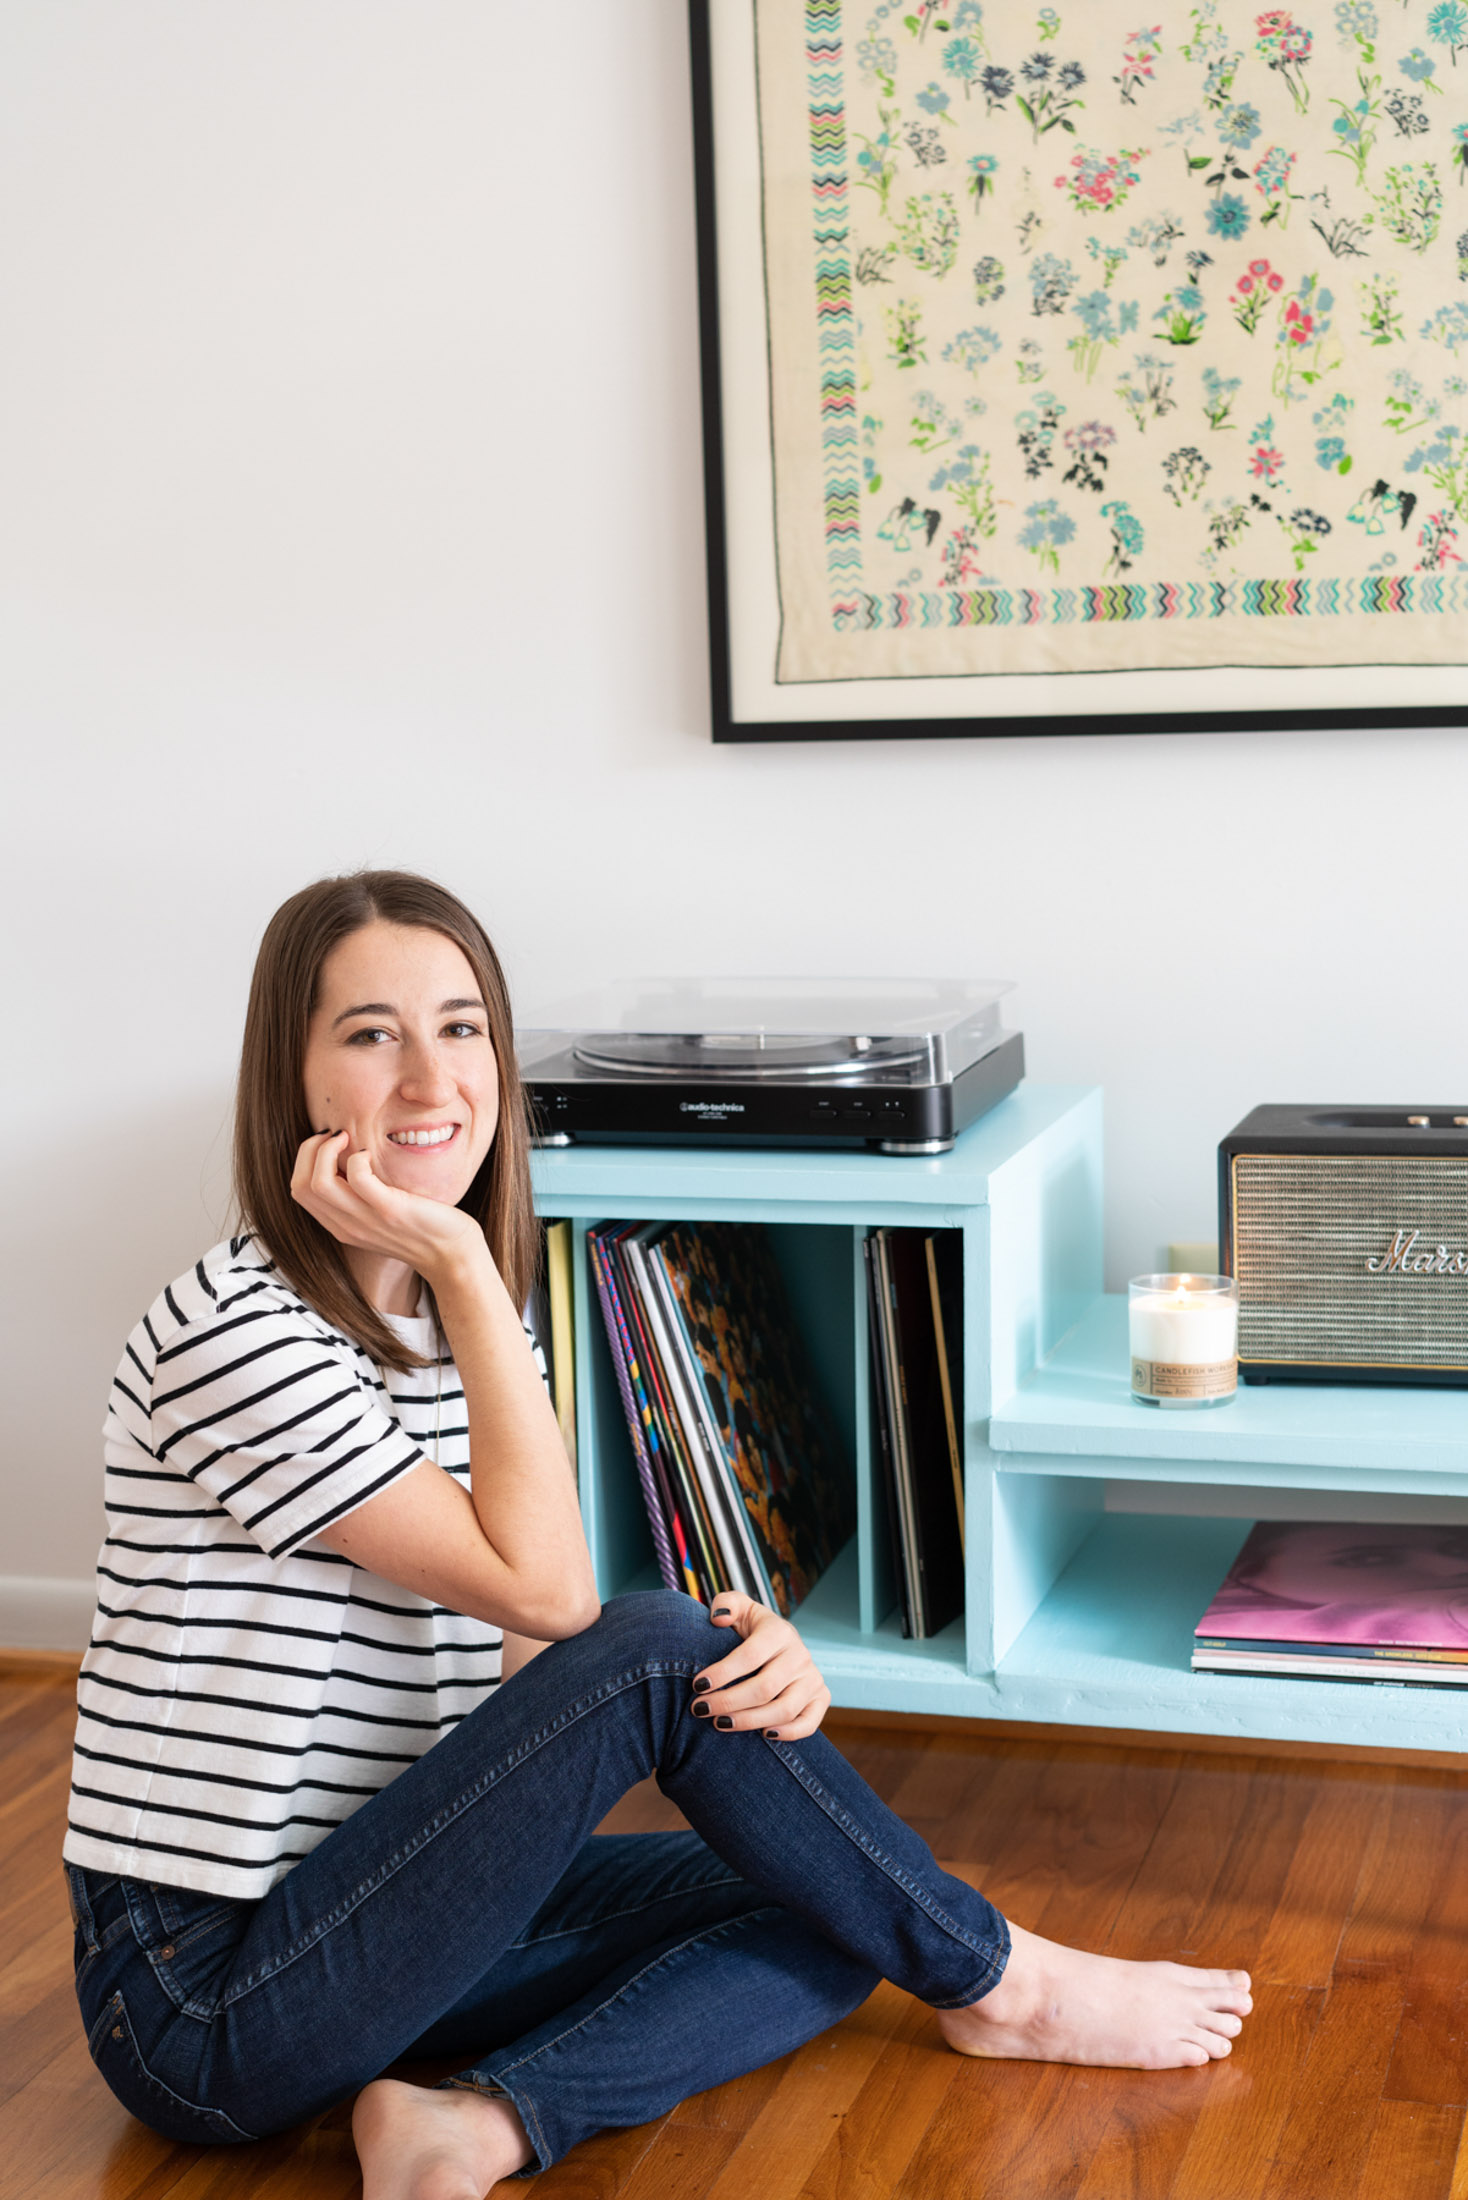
{"left": 62, "top": 869, "right": 1252, "bottom": 2195}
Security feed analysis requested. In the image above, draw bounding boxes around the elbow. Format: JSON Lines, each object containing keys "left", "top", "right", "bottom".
{"left": 544, "top": 1588, "right": 603, "bottom": 1639}
{"left": 514, "top": 1580, "right": 602, "bottom": 1641}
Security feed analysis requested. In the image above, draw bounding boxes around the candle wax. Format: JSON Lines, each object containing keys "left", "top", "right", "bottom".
{"left": 1129, "top": 1293, "right": 1238, "bottom": 1367}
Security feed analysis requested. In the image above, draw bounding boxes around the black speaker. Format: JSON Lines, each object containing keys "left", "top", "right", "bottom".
{"left": 1219, "top": 1106, "right": 1468, "bottom": 1387}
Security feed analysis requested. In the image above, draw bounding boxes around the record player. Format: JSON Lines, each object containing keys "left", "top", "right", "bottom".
{"left": 517, "top": 979, "right": 1024, "bottom": 1155}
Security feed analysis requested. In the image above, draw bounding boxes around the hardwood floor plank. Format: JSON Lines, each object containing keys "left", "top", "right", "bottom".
{"left": 1336, "top": 1774, "right": 1465, "bottom": 1980}
{"left": 506, "top": 2121, "right": 664, "bottom": 2200}
{"left": 1259, "top": 1976, "right": 1404, "bottom": 2200}
{"left": 1355, "top": 2101, "right": 1462, "bottom": 2200}
{"left": 890, "top": 2054, "right": 1117, "bottom": 2200}
{"left": 1020, "top": 1748, "right": 1186, "bottom": 1954}
{"left": 785, "top": 1989, "right": 957, "bottom": 2200}
{"left": 0, "top": 2035, "right": 180, "bottom": 2200}
{"left": 1254, "top": 1772, "right": 1389, "bottom": 1990}
{"left": 0, "top": 1918, "right": 83, "bottom": 2106}
{"left": 667, "top": 2052, "right": 793, "bottom": 2135}
{"left": 1104, "top": 1759, "right": 1263, "bottom": 1964}
{"left": 1383, "top": 1979, "right": 1468, "bottom": 2109}
{"left": 607, "top": 2118, "right": 738, "bottom": 2200}
{"left": 1168, "top": 1983, "right": 1324, "bottom": 2200}
{"left": 1070, "top": 2075, "right": 1205, "bottom": 2200}
{"left": 1166, "top": 1765, "right": 1317, "bottom": 1976}
{"left": 693, "top": 1991, "right": 907, "bottom": 2200}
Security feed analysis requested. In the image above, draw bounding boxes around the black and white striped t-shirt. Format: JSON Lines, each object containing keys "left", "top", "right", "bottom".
{"left": 63, "top": 1233, "right": 512, "bottom": 1900}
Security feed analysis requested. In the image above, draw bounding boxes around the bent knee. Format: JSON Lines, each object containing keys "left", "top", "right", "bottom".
{"left": 592, "top": 1589, "right": 720, "bottom": 1665}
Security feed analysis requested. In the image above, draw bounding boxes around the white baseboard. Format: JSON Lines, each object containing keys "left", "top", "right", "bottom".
{"left": 0, "top": 1576, "right": 94, "bottom": 1651}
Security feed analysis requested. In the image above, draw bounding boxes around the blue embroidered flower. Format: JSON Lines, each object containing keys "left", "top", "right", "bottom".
{"left": 1101, "top": 500, "right": 1145, "bottom": 554}
{"left": 856, "top": 35, "right": 898, "bottom": 81}
{"left": 1058, "top": 59, "right": 1087, "bottom": 88}
{"left": 942, "top": 35, "right": 985, "bottom": 87}
{"left": 980, "top": 63, "right": 1015, "bottom": 102}
{"left": 1119, "top": 299, "right": 1140, "bottom": 331}
{"left": 943, "top": 324, "right": 1002, "bottom": 371}
{"left": 1017, "top": 499, "right": 1076, "bottom": 549}
{"left": 1315, "top": 434, "right": 1348, "bottom": 467}
{"left": 915, "top": 81, "right": 952, "bottom": 115}
{"left": 952, "top": 0, "right": 984, "bottom": 24}
{"left": 1022, "top": 50, "right": 1055, "bottom": 80}
{"left": 1206, "top": 193, "right": 1252, "bottom": 239}
{"left": 1217, "top": 102, "right": 1263, "bottom": 149}
{"left": 1072, "top": 289, "right": 1115, "bottom": 338}
{"left": 1428, "top": 0, "right": 1468, "bottom": 48}
{"left": 1399, "top": 46, "right": 1436, "bottom": 80}
{"left": 1333, "top": 0, "right": 1377, "bottom": 38}
{"left": 1421, "top": 302, "right": 1468, "bottom": 352}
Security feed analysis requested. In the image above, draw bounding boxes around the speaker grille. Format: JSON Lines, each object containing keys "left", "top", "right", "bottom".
{"left": 1233, "top": 1153, "right": 1468, "bottom": 1367}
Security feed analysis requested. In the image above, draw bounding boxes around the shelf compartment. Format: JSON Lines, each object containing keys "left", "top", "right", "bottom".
{"left": 565, "top": 1216, "right": 874, "bottom": 1621}
{"left": 990, "top": 1295, "right": 1468, "bottom": 1492}
{"left": 989, "top": 1513, "right": 1468, "bottom": 1753}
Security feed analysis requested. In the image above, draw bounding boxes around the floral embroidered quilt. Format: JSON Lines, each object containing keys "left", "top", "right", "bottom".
{"left": 754, "top": 0, "right": 1467, "bottom": 679}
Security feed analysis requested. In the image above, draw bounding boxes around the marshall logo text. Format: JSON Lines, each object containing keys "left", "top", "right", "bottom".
{"left": 1365, "top": 1229, "right": 1468, "bottom": 1277}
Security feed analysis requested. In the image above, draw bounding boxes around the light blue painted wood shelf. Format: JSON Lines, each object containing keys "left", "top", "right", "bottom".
{"left": 532, "top": 1087, "right": 1468, "bottom": 1757}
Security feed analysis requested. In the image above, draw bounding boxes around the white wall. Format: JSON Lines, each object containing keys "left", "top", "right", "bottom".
{"left": 3, "top": 1, "right": 1465, "bottom": 1633}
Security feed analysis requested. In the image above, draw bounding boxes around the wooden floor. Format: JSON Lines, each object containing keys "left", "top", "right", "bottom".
{"left": 8, "top": 1665, "right": 1468, "bottom": 2200}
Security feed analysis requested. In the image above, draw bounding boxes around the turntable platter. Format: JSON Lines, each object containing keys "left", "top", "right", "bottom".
{"left": 571, "top": 1031, "right": 930, "bottom": 1081}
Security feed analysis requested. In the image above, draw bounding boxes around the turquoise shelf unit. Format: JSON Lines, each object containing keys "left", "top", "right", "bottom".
{"left": 532, "top": 1084, "right": 1468, "bottom": 1757}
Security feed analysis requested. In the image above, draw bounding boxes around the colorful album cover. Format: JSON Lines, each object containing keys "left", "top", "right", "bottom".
{"left": 655, "top": 1222, "right": 854, "bottom": 1615}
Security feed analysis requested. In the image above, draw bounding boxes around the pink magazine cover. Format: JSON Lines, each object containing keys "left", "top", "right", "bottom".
{"left": 1194, "top": 1523, "right": 1468, "bottom": 1652}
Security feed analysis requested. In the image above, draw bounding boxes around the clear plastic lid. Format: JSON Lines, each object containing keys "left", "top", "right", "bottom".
{"left": 517, "top": 978, "right": 1014, "bottom": 1083}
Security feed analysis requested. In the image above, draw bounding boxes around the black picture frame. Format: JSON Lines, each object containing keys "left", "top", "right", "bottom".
{"left": 688, "top": 0, "right": 1466, "bottom": 746}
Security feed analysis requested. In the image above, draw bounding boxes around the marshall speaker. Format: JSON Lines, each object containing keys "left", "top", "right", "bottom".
{"left": 1219, "top": 1106, "right": 1468, "bottom": 1387}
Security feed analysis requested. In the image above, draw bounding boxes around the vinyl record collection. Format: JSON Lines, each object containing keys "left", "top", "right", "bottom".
{"left": 588, "top": 1221, "right": 853, "bottom": 1617}
{"left": 864, "top": 1229, "right": 967, "bottom": 1640}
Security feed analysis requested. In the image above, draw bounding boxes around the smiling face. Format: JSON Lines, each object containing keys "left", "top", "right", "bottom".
{"left": 302, "top": 920, "right": 500, "bottom": 1206}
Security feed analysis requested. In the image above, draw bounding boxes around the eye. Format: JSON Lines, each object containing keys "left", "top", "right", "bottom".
{"left": 443, "top": 1021, "right": 484, "bottom": 1039}
{"left": 345, "top": 1026, "right": 395, "bottom": 1046}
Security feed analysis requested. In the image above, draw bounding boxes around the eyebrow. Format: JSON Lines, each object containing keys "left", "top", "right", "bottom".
{"left": 332, "top": 997, "right": 488, "bottom": 1028}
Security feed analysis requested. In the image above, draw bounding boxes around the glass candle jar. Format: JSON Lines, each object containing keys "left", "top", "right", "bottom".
{"left": 1129, "top": 1274, "right": 1239, "bottom": 1408}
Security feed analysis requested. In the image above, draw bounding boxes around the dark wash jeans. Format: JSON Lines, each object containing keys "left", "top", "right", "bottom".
{"left": 69, "top": 1592, "right": 1009, "bottom": 2170}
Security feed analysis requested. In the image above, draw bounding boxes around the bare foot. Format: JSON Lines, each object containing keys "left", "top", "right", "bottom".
{"left": 937, "top": 1921, "right": 1253, "bottom": 2072}
{"left": 353, "top": 2077, "right": 534, "bottom": 2200}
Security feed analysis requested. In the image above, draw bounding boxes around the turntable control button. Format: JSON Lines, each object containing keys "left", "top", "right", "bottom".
{"left": 881, "top": 1100, "right": 904, "bottom": 1113}
{"left": 846, "top": 1103, "right": 871, "bottom": 1118}
{"left": 810, "top": 1102, "right": 837, "bottom": 1119}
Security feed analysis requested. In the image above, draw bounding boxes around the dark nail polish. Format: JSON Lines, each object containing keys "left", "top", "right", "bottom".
{"left": 764, "top": 1729, "right": 779, "bottom": 1740}
{"left": 711, "top": 1608, "right": 730, "bottom": 1621}
{"left": 715, "top": 1715, "right": 733, "bottom": 1731}
{"left": 691, "top": 1701, "right": 711, "bottom": 1718}
{"left": 692, "top": 1677, "right": 711, "bottom": 1694}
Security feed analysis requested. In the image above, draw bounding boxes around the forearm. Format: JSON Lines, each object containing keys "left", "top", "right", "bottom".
{"left": 431, "top": 1240, "right": 600, "bottom": 1636}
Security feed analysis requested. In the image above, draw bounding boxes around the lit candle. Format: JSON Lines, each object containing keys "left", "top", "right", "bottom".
{"left": 1129, "top": 1274, "right": 1239, "bottom": 1409}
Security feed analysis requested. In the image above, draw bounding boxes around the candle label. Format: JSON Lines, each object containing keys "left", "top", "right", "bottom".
{"left": 1131, "top": 1356, "right": 1238, "bottom": 1400}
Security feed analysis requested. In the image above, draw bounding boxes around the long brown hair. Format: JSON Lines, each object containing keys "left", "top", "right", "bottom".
{"left": 233, "top": 870, "right": 538, "bottom": 1370}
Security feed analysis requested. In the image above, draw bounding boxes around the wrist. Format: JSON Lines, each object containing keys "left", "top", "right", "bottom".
{"left": 421, "top": 1227, "right": 495, "bottom": 1302}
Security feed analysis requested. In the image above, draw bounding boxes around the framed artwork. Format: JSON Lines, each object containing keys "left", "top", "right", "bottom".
{"left": 690, "top": 0, "right": 1468, "bottom": 741}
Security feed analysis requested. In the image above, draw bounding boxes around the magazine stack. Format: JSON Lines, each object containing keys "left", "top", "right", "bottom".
{"left": 1193, "top": 1521, "right": 1468, "bottom": 1688}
